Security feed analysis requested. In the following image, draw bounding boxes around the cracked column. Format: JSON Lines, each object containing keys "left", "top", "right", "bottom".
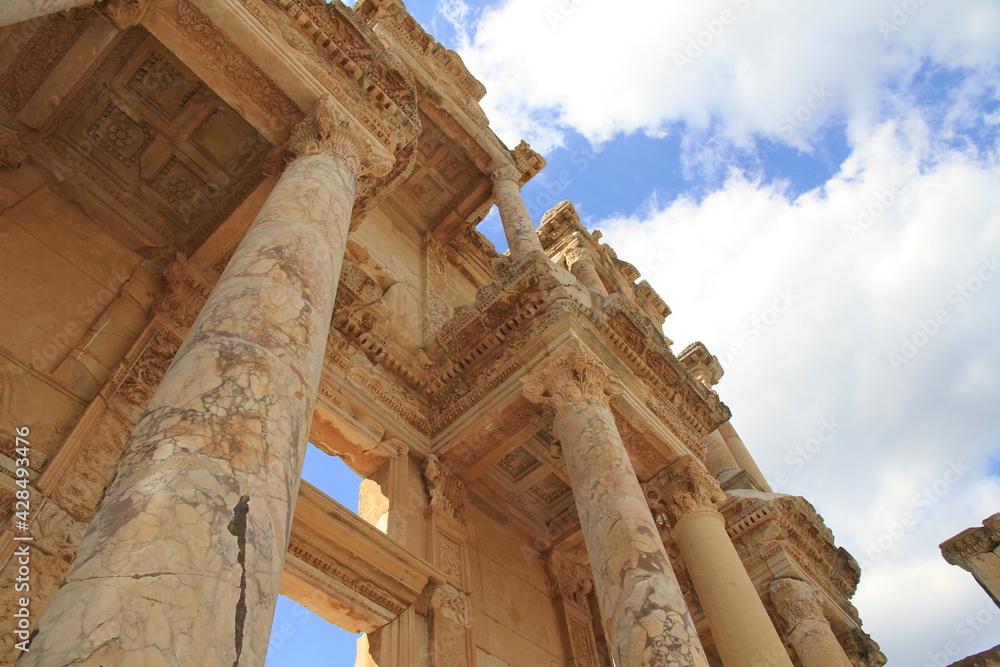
{"left": 522, "top": 340, "right": 709, "bottom": 667}
{"left": 770, "top": 579, "right": 853, "bottom": 667}
{"left": 646, "top": 456, "right": 793, "bottom": 667}
{"left": 20, "top": 95, "right": 393, "bottom": 666}
{"left": 491, "top": 164, "right": 546, "bottom": 260}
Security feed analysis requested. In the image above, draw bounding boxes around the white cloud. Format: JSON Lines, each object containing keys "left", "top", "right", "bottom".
{"left": 596, "top": 127, "right": 1000, "bottom": 663}
{"left": 455, "top": 0, "right": 1000, "bottom": 153}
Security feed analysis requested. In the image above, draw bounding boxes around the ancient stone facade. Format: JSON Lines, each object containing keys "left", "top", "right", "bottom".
{"left": 0, "top": 1, "right": 882, "bottom": 665}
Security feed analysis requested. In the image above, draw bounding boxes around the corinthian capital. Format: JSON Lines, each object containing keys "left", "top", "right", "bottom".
{"left": 521, "top": 341, "right": 622, "bottom": 413}
{"left": 644, "top": 455, "right": 726, "bottom": 526}
{"left": 287, "top": 95, "right": 394, "bottom": 178}
{"left": 490, "top": 163, "right": 522, "bottom": 186}
{"left": 769, "top": 578, "right": 825, "bottom": 631}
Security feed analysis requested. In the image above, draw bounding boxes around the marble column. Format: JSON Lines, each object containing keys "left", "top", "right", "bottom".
{"left": 700, "top": 429, "right": 740, "bottom": 478}
{"left": 770, "top": 579, "right": 853, "bottom": 667}
{"left": 522, "top": 340, "right": 709, "bottom": 667}
{"left": 566, "top": 247, "right": 609, "bottom": 296}
{"left": 491, "top": 164, "right": 545, "bottom": 260}
{"left": 19, "top": 96, "right": 393, "bottom": 666}
{"left": 718, "top": 421, "right": 772, "bottom": 492}
{"left": 647, "top": 456, "right": 793, "bottom": 667}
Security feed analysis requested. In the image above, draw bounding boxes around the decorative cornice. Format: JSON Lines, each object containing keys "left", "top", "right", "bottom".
{"left": 678, "top": 342, "right": 724, "bottom": 388}
{"left": 769, "top": 577, "right": 826, "bottom": 632}
{"left": 940, "top": 513, "right": 1000, "bottom": 569}
{"left": 521, "top": 340, "right": 622, "bottom": 413}
{"left": 286, "top": 95, "right": 395, "bottom": 178}
{"left": 643, "top": 455, "right": 726, "bottom": 527}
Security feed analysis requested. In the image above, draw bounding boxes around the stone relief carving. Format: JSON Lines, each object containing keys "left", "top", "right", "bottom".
{"left": 521, "top": 341, "right": 622, "bottom": 413}
{"left": 422, "top": 455, "right": 466, "bottom": 524}
{"left": 643, "top": 455, "right": 726, "bottom": 527}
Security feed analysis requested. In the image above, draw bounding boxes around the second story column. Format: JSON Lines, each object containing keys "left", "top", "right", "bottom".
{"left": 522, "top": 340, "right": 709, "bottom": 667}
{"left": 491, "top": 164, "right": 546, "bottom": 260}
{"left": 646, "top": 456, "right": 793, "bottom": 667}
{"left": 770, "top": 578, "right": 854, "bottom": 667}
{"left": 19, "top": 95, "right": 393, "bottom": 666}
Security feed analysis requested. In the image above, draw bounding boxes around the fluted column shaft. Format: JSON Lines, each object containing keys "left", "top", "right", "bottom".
{"left": 491, "top": 165, "right": 545, "bottom": 260}
{"left": 523, "top": 342, "right": 709, "bottom": 667}
{"left": 770, "top": 579, "right": 853, "bottom": 667}
{"left": 20, "top": 97, "right": 392, "bottom": 665}
{"left": 649, "top": 457, "right": 793, "bottom": 667}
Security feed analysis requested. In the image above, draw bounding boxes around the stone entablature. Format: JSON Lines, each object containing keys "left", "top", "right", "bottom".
{"left": 941, "top": 514, "right": 1000, "bottom": 609}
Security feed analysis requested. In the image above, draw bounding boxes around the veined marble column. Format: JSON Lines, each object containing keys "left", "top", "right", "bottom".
{"left": 20, "top": 96, "right": 393, "bottom": 666}
{"left": 647, "top": 456, "right": 793, "bottom": 667}
{"left": 522, "top": 341, "right": 709, "bottom": 667}
{"left": 770, "top": 579, "right": 853, "bottom": 667}
{"left": 491, "top": 164, "right": 545, "bottom": 260}
{"left": 566, "top": 247, "right": 609, "bottom": 296}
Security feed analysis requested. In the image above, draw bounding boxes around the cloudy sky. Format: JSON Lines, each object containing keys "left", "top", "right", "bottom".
{"left": 270, "top": 0, "right": 1000, "bottom": 664}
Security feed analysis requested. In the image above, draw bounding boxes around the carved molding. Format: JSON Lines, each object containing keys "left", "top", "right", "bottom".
{"left": 521, "top": 340, "right": 622, "bottom": 413}
{"left": 643, "top": 455, "right": 726, "bottom": 527}
{"left": 423, "top": 455, "right": 466, "bottom": 525}
{"left": 940, "top": 513, "right": 1000, "bottom": 569}
{"left": 429, "top": 582, "right": 472, "bottom": 629}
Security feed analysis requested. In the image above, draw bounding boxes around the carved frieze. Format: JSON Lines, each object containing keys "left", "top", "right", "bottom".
{"left": 0, "top": 9, "right": 94, "bottom": 115}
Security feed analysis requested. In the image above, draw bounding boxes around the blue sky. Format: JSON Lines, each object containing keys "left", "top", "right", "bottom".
{"left": 270, "top": 1, "right": 1000, "bottom": 664}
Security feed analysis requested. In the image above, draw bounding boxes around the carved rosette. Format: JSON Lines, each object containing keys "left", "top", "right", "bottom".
{"left": 286, "top": 95, "right": 394, "bottom": 178}
{"left": 769, "top": 578, "right": 825, "bottom": 633}
{"left": 644, "top": 455, "right": 726, "bottom": 527}
{"left": 521, "top": 341, "right": 623, "bottom": 414}
{"left": 422, "top": 455, "right": 467, "bottom": 524}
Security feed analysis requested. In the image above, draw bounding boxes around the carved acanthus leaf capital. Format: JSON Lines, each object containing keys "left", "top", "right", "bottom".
{"left": 769, "top": 578, "right": 826, "bottom": 632}
{"left": 644, "top": 454, "right": 726, "bottom": 526}
{"left": 521, "top": 340, "right": 623, "bottom": 413}
{"left": 287, "top": 95, "right": 394, "bottom": 178}
{"left": 490, "top": 163, "right": 522, "bottom": 186}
